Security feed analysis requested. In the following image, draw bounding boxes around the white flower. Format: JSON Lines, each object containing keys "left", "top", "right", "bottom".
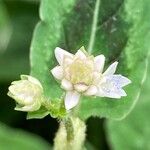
{"left": 8, "top": 75, "right": 43, "bottom": 112}
{"left": 51, "top": 47, "right": 131, "bottom": 110}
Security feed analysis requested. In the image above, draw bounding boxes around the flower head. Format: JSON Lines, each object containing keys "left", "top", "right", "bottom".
{"left": 51, "top": 47, "right": 131, "bottom": 110}
{"left": 8, "top": 75, "right": 43, "bottom": 112}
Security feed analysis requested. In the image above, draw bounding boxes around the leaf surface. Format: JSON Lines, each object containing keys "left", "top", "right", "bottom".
{"left": 31, "top": 0, "right": 150, "bottom": 120}
{"left": 106, "top": 52, "right": 150, "bottom": 150}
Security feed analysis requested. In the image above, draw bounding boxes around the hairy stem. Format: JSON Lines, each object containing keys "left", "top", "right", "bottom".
{"left": 64, "top": 117, "right": 74, "bottom": 141}
{"left": 88, "top": 0, "right": 100, "bottom": 54}
{"left": 54, "top": 117, "right": 86, "bottom": 150}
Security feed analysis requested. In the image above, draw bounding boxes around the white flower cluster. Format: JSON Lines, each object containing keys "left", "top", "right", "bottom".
{"left": 51, "top": 47, "right": 131, "bottom": 110}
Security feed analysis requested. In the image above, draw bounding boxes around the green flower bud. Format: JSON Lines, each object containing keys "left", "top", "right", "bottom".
{"left": 8, "top": 75, "right": 43, "bottom": 112}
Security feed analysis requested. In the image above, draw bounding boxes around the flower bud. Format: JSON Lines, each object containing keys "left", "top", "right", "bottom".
{"left": 8, "top": 75, "right": 43, "bottom": 112}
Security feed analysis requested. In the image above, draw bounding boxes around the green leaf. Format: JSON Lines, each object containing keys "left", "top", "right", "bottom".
{"left": 31, "top": 0, "right": 150, "bottom": 120}
{"left": 27, "top": 106, "right": 49, "bottom": 119}
{"left": 27, "top": 99, "right": 67, "bottom": 119}
{"left": 77, "top": 0, "right": 150, "bottom": 120}
{"left": 30, "top": 0, "right": 76, "bottom": 99}
{"left": 0, "top": 122, "right": 51, "bottom": 150}
{"left": 106, "top": 53, "right": 150, "bottom": 150}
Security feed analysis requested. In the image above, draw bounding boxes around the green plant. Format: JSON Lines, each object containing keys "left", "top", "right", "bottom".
{"left": 6, "top": 0, "right": 150, "bottom": 149}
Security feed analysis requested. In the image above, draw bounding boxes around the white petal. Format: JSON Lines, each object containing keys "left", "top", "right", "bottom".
{"left": 74, "top": 84, "right": 88, "bottom": 92}
{"left": 97, "top": 81, "right": 122, "bottom": 99}
{"left": 15, "top": 93, "right": 34, "bottom": 105}
{"left": 96, "top": 88, "right": 105, "bottom": 97}
{"left": 93, "top": 72, "right": 103, "bottom": 85}
{"left": 15, "top": 101, "right": 41, "bottom": 112}
{"left": 61, "top": 79, "right": 73, "bottom": 91}
{"left": 65, "top": 91, "right": 80, "bottom": 110}
{"left": 94, "top": 55, "right": 105, "bottom": 73}
{"left": 84, "top": 85, "right": 98, "bottom": 96}
{"left": 21, "top": 75, "right": 42, "bottom": 89}
{"left": 28, "top": 77, "right": 43, "bottom": 89}
{"left": 106, "top": 75, "right": 131, "bottom": 87}
{"left": 15, "top": 105, "right": 33, "bottom": 112}
{"left": 97, "top": 74, "right": 130, "bottom": 98}
{"left": 64, "top": 57, "right": 73, "bottom": 66}
{"left": 8, "top": 81, "right": 26, "bottom": 95}
{"left": 98, "top": 86, "right": 121, "bottom": 98}
{"left": 117, "top": 89, "right": 127, "bottom": 96}
{"left": 51, "top": 66, "right": 63, "bottom": 80}
{"left": 75, "top": 50, "right": 86, "bottom": 59}
{"left": 55, "top": 47, "right": 73, "bottom": 65}
{"left": 103, "top": 61, "right": 118, "bottom": 76}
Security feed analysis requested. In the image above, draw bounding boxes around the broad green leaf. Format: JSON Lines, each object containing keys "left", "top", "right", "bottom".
{"left": 106, "top": 54, "right": 150, "bottom": 150}
{"left": 77, "top": 0, "right": 150, "bottom": 120}
{"left": 31, "top": 0, "right": 150, "bottom": 120}
{"left": 0, "top": 2, "right": 12, "bottom": 53}
{"left": 30, "top": 0, "right": 76, "bottom": 99}
{"left": 0, "top": 122, "right": 51, "bottom": 150}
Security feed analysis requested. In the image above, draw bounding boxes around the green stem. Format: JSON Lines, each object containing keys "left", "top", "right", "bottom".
{"left": 88, "top": 0, "right": 100, "bottom": 54}
{"left": 64, "top": 117, "right": 74, "bottom": 141}
{"left": 54, "top": 117, "right": 86, "bottom": 150}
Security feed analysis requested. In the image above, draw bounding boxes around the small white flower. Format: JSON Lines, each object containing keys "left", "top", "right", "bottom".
{"left": 8, "top": 75, "right": 43, "bottom": 112}
{"left": 51, "top": 47, "right": 131, "bottom": 110}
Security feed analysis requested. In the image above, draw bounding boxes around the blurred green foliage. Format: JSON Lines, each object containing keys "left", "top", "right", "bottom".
{"left": 0, "top": 1, "right": 11, "bottom": 53}
{"left": 0, "top": 0, "right": 150, "bottom": 149}
{"left": 0, "top": 123, "right": 51, "bottom": 150}
{"left": 0, "top": 0, "right": 38, "bottom": 81}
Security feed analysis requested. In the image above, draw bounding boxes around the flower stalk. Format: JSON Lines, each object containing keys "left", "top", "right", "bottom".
{"left": 54, "top": 117, "right": 86, "bottom": 150}
{"left": 64, "top": 117, "right": 74, "bottom": 141}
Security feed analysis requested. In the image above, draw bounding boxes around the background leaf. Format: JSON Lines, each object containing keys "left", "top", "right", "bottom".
{"left": 0, "top": 1, "right": 39, "bottom": 81}
{"left": 31, "top": 0, "right": 150, "bottom": 120}
{"left": 105, "top": 54, "right": 150, "bottom": 150}
{"left": 78, "top": 0, "right": 150, "bottom": 120}
{"left": 0, "top": 2, "right": 12, "bottom": 53}
{"left": 0, "top": 122, "right": 51, "bottom": 150}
